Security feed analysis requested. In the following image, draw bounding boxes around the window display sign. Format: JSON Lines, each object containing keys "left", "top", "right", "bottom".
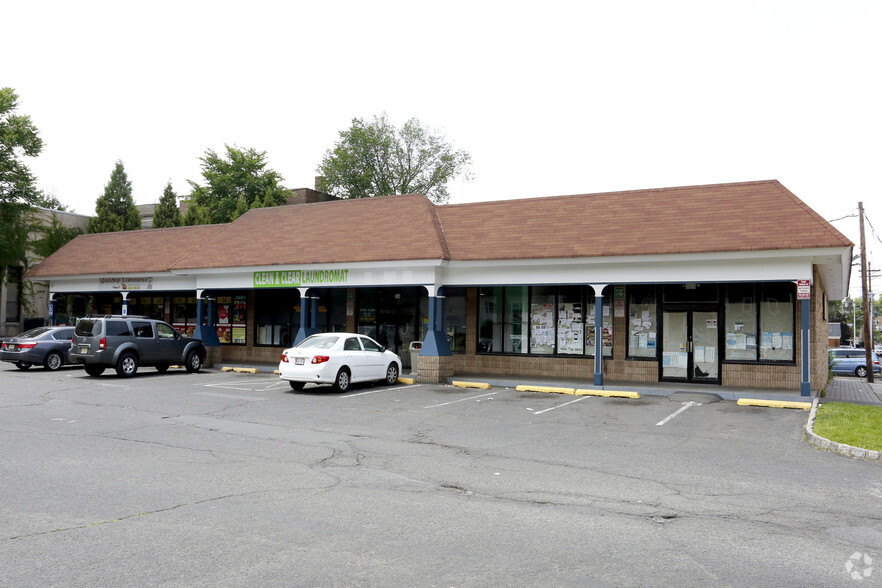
{"left": 557, "top": 302, "right": 584, "bottom": 354}
{"left": 216, "top": 294, "right": 247, "bottom": 345}
{"left": 530, "top": 303, "right": 555, "bottom": 354}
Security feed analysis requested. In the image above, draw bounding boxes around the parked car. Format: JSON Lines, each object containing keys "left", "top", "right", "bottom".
{"left": 70, "top": 315, "right": 206, "bottom": 377}
{"left": 279, "top": 332, "right": 401, "bottom": 392}
{"left": 1, "top": 326, "right": 77, "bottom": 371}
{"left": 830, "top": 347, "right": 881, "bottom": 377}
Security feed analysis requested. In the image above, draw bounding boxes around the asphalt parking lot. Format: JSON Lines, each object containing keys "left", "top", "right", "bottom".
{"left": 2, "top": 365, "right": 881, "bottom": 586}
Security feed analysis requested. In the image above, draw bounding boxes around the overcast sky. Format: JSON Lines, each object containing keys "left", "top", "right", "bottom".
{"left": 5, "top": 0, "right": 881, "bottom": 297}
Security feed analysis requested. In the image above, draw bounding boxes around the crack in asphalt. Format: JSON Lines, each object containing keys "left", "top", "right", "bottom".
{"left": 1, "top": 490, "right": 268, "bottom": 542}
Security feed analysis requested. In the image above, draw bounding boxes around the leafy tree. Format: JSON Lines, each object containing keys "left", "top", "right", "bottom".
{"left": 87, "top": 161, "right": 141, "bottom": 233}
{"left": 30, "top": 211, "right": 83, "bottom": 258}
{"left": 1, "top": 87, "right": 44, "bottom": 295}
{"left": 0, "top": 87, "right": 43, "bottom": 208}
{"left": 152, "top": 181, "right": 182, "bottom": 228}
{"left": 184, "top": 145, "right": 287, "bottom": 225}
{"left": 317, "top": 113, "right": 472, "bottom": 204}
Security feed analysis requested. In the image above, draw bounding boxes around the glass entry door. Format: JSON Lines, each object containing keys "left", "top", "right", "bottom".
{"left": 662, "top": 310, "right": 720, "bottom": 383}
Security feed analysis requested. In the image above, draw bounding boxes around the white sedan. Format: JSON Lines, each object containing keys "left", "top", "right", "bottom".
{"left": 278, "top": 333, "right": 402, "bottom": 392}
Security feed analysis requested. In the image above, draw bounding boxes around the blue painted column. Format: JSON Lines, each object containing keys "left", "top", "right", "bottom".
{"left": 800, "top": 297, "right": 811, "bottom": 396}
{"left": 121, "top": 292, "right": 129, "bottom": 316}
{"left": 294, "top": 288, "right": 311, "bottom": 344}
{"left": 193, "top": 290, "right": 220, "bottom": 346}
{"left": 420, "top": 292, "right": 451, "bottom": 357}
{"left": 48, "top": 293, "right": 56, "bottom": 326}
{"left": 593, "top": 287, "right": 605, "bottom": 386}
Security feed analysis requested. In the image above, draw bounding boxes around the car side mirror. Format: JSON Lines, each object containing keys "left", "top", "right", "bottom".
{"left": 379, "top": 346, "right": 386, "bottom": 353}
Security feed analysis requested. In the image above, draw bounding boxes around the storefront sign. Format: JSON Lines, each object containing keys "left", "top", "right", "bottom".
{"left": 98, "top": 276, "right": 153, "bottom": 290}
{"left": 797, "top": 279, "right": 810, "bottom": 299}
{"left": 253, "top": 269, "right": 350, "bottom": 288}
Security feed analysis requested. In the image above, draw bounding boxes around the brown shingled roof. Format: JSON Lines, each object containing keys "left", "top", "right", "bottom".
{"left": 436, "top": 180, "right": 852, "bottom": 261}
{"left": 26, "top": 224, "right": 226, "bottom": 277}
{"left": 25, "top": 181, "right": 852, "bottom": 279}
{"left": 171, "top": 193, "right": 449, "bottom": 270}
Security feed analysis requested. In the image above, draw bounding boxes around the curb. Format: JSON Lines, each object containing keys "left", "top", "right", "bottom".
{"left": 221, "top": 367, "right": 260, "bottom": 374}
{"left": 453, "top": 381, "right": 491, "bottom": 389}
{"left": 736, "top": 398, "right": 812, "bottom": 410}
{"left": 805, "top": 399, "right": 882, "bottom": 462}
{"left": 575, "top": 389, "right": 640, "bottom": 399}
{"left": 398, "top": 377, "right": 416, "bottom": 385}
{"left": 515, "top": 385, "right": 577, "bottom": 395}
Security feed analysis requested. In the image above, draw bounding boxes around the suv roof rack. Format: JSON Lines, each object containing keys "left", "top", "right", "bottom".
{"left": 81, "top": 314, "right": 151, "bottom": 319}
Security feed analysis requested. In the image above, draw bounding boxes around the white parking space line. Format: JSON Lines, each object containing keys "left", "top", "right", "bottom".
{"left": 200, "top": 382, "right": 256, "bottom": 392}
{"left": 341, "top": 384, "right": 423, "bottom": 398}
{"left": 655, "top": 401, "right": 700, "bottom": 426}
{"left": 194, "top": 391, "right": 266, "bottom": 401}
{"left": 424, "top": 391, "right": 495, "bottom": 408}
{"left": 533, "top": 396, "right": 589, "bottom": 414}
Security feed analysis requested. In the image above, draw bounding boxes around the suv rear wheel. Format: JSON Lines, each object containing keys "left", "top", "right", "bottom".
{"left": 85, "top": 365, "right": 105, "bottom": 377}
{"left": 116, "top": 352, "right": 139, "bottom": 377}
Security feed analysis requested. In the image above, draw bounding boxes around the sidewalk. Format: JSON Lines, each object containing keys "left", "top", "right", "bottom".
{"left": 823, "top": 377, "right": 882, "bottom": 405}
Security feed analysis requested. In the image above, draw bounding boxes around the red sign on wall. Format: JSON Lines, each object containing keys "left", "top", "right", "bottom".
{"left": 797, "top": 280, "right": 811, "bottom": 299}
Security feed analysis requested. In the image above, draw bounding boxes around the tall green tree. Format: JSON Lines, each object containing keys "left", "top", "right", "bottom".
{"left": 1, "top": 88, "right": 43, "bottom": 275}
{"left": 152, "top": 181, "right": 183, "bottom": 228}
{"left": 317, "top": 113, "right": 472, "bottom": 204}
{"left": 87, "top": 161, "right": 141, "bottom": 233}
{"left": 184, "top": 145, "right": 287, "bottom": 225}
{"left": 0, "top": 87, "right": 43, "bottom": 207}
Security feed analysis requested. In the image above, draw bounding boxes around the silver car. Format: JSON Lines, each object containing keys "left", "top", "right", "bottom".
{"left": 830, "top": 347, "right": 881, "bottom": 377}
{"left": 1, "top": 326, "right": 77, "bottom": 371}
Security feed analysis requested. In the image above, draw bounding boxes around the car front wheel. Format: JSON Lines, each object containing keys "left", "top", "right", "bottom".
{"left": 333, "top": 368, "right": 351, "bottom": 392}
{"left": 116, "top": 352, "right": 139, "bottom": 377}
{"left": 384, "top": 363, "right": 399, "bottom": 385}
{"left": 289, "top": 381, "right": 305, "bottom": 391}
{"left": 855, "top": 365, "right": 868, "bottom": 378}
{"left": 44, "top": 352, "right": 63, "bottom": 371}
{"left": 185, "top": 351, "right": 202, "bottom": 373}
{"left": 14, "top": 362, "right": 32, "bottom": 370}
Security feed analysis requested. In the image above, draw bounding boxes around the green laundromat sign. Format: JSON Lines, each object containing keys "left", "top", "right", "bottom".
{"left": 253, "top": 269, "right": 350, "bottom": 288}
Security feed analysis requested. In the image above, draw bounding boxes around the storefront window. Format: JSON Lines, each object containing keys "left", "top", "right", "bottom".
{"left": 216, "top": 293, "right": 247, "bottom": 345}
{"left": 314, "top": 288, "right": 347, "bottom": 333}
{"left": 172, "top": 296, "right": 197, "bottom": 336}
{"left": 628, "top": 285, "right": 657, "bottom": 358}
{"left": 759, "top": 282, "right": 794, "bottom": 361}
{"left": 586, "top": 289, "right": 613, "bottom": 358}
{"left": 723, "top": 282, "right": 794, "bottom": 362}
{"left": 529, "top": 287, "right": 555, "bottom": 354}
{"left": 504, "top": 287, "right": 528, "bottom": 353}
{"left": 557, "top": 286, "right": 585, "bottom": 355}
{"left": 443, "top": 287, "right": 467, "bottom": 353}
{"left": 255, "top": 290, "right": 299, "bottom": 347}
{"left": 724, "top": 284, "right": 757, "bottom": 361}
{"left": 477, "top": 286, "right": 611, "bottom": 357}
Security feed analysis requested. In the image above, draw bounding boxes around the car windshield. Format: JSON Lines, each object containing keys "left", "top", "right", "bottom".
{"left": 75, "top": 319, "right": 101, "bottom": 336}
{"left": 295, "top": 335, "right": 339, "bottom": 350}
{"left": 17, "top": 327, "right": 53, "bottom": 339}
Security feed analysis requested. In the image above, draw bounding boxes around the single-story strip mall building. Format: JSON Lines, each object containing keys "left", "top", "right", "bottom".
{"left": 27, "top": 180, "right": 852, "bottom": 395}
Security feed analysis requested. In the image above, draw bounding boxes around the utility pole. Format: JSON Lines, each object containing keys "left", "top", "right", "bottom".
{"left": 859, "top": 202, "right": 873, "bottom": 383}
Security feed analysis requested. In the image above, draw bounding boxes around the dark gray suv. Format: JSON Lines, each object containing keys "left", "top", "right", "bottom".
{"left": 70, "top": 315, "right": 206, "bottom": 377}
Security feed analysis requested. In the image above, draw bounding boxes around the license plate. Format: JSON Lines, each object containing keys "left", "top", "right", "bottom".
{"left": 295, "top": 358, "right": 305, "bottom": 365}
{"left": 80, "top": 347, "right": 89, "bottom": 354}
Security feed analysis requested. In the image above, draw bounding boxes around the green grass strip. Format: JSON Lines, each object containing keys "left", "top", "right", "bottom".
{"left": 813, "top": 402, "right": 882, "bottom": 452}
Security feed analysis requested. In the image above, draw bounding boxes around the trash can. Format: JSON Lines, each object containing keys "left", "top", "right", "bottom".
{"left": 409, "top": 341, "right": 422, "bottom": 374}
